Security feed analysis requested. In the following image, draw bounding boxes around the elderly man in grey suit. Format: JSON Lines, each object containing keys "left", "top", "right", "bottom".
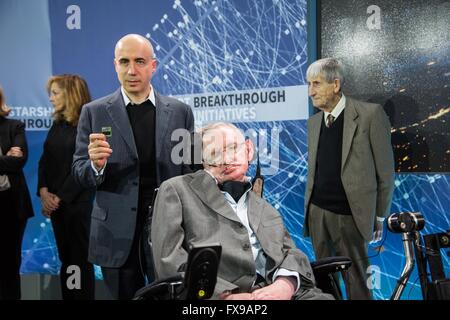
{"left": 304, "top": 58, "right": 395, "bottom": 299}
{"left": 151, "top": 122, "right": 332, "bottom": 300}
{"left": 72, "top": 34, "right": 194, "bottom": 299}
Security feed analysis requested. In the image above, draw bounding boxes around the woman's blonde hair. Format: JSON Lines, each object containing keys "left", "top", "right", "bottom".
{"left": 0, "top": 86, "right": 12, "bottom": 117}
{"left": 47, "top": 74, "right": 91, "bottom": 126}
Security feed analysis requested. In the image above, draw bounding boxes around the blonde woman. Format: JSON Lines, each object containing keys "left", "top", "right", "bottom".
{"left": 38, "top": 75, "right": 94, "bottom": 299}
{"left": 0, "top": 86, "right": 34, "bottom": 300}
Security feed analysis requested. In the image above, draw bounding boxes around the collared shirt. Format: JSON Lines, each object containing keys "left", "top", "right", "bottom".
{"left": 91, "top": 86, "right": 156, "bottom": 176}
{"left": 323, "top": 93, "right": 346, "bottom": 124}
{"left": 120, "top": 85, "right": 156, "bottom": 107}
{"left": 204, "top": 170, "right": 300, "bottom": 291}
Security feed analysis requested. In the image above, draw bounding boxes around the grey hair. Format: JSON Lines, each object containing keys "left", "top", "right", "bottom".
{"left": 197, "top": 122, "right": 243, "bottom": 139}
{"left": 306, "top": 58, "right": 345, "bottom": 86}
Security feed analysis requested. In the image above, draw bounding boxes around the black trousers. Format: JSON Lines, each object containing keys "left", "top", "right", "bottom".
{"left": 101, "top": 198, "right": 155, "bottom": 300}
{"left": 0, "top": 190, "right": 27, "bottom": 300}
{"left": 101, "top": 224, "right": 155, "bottom": 299}
{"left": 51, "top": 200, "right": 94, "bottom": 300}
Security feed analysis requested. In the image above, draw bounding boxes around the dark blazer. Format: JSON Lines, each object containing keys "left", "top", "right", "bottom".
{"left": 72, "top": 89, "right": 194, "bottom": 268}
{"left": 0, "top": 117, "right": 34, "bottom": 220}
{"left": 38, "top": 121, "right": 93, "bottom": 203}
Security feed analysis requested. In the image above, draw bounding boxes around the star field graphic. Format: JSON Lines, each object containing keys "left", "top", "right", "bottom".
{"left": 14, "top": 0, "right": 450, "bottom": 299}
{"left": 319, "top": 0, "right": 450, "bottom": 298}
{"left": 148, "top": 0, "right": 309, "bottom": 94}
{"left": 320, "top": 0, "right": 450, "bottom": 172}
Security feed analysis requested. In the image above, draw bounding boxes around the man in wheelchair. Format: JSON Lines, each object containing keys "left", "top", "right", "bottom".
{"left": 149, "top": 122, "right": 333, "bottom": 300}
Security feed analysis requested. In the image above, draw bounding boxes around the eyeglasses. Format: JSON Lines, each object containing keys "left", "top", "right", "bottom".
{"left": 203, "top": 142, "right": 246, "bottom": 166}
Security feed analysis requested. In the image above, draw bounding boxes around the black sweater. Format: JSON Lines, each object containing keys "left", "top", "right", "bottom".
{"left": 126, "top": 100, "right": 157, "bottom": 213}
{"left": 311, "top": 110, "right": 352, "bottom": 215}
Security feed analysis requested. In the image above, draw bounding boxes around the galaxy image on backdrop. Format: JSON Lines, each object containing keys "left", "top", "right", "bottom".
{"left": 319, "top": 0, "right": 450, "bottom": 173}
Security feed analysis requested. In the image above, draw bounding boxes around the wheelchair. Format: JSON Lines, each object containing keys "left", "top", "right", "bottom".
{"left": 133, "top": 242, "right": 352, "bottom": 300}
{"left": 136, "top": 211, "right": 450, "bottom": 300}
{"left": 136, "top": 179, "right": 353, "bottom": 300}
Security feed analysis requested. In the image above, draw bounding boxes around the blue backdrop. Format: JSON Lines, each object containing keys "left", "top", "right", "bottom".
{"left": 0, "top": 0, "right": 448, "bottom": 300}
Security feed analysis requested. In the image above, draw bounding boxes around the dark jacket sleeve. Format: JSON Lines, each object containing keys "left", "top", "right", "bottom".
{"left": 182, "top": 103, "right": 195, "bottom": 174}
{"left": 0, "top": 121, "right": 27, "bottom": 174}
{"left": 56, "top": 172, "right": 89, "bottom": 203}
{"left": 72, "top": 105, "right": 104, "bottom": 188}
{"left": 37, "top": 126, "right": 51, "bottom": 195}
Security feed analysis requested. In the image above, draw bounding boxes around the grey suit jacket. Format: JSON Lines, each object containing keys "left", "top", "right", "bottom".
{"left": 304, "top": 97, "right": 395, "bottom": 241}
{"left": 72, "top": 88, "right": 194, "bottom": 267}
{"left": 151, "top": 170, "right": 317, "bottom": 299}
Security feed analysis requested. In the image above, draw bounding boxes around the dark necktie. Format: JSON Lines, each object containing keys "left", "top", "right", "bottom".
{"left": 326, "top": 114, "right": 335, "bottom": 128}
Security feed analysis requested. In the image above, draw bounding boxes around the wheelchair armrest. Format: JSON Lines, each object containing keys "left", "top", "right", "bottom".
{"left": 133, "top": 275, "right": 184, "bottom": 300}
{"left": 311, "top": 256, "right": 352, "bottom": 276}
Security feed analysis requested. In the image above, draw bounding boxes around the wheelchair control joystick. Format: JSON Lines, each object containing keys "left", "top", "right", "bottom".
{"left": 387, "top": 212, "right": 425, "bottom": 300}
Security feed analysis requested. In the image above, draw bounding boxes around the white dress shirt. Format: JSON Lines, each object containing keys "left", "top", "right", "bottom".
{"left": 323, "top": 93, "right": 346, "bottom": 124}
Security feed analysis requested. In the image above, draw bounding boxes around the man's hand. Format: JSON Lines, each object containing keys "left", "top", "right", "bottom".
{"left": 39, "top": 187, "right": 60, "bottom": 217}
{"left": 371, "top": 220, "right": 384, "bottom": 244}
{"left": 6, "top": 146, "right": 23, "bottom": 157}
{"left": 250, "top": 277, "right": 296, "bottom": 300}
{"left": 219, "top": 292, "right": 254, "bottom": 300}
{"left": 41, "top": 207, "right": 53, "bottom": 218}
{"left": 88, "top": 133, "right": 112, "bottom": 171}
